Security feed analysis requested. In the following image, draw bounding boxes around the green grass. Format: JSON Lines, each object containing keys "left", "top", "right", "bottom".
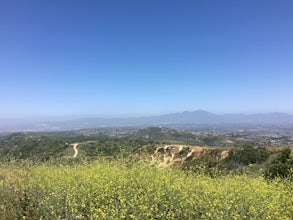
{"left": 0, "top": 159, "right": 292, "bottom": 219}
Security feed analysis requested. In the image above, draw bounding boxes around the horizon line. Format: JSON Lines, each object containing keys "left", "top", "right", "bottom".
{"left": 1, "top": 110, "right": 293, "bottom": 121}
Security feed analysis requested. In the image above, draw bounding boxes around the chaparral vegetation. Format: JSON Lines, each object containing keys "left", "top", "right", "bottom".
{"left": 0, "top": 127, "right": 292, "bottom": 219}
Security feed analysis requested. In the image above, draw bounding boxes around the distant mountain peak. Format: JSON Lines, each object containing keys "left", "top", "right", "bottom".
{"left": 1, "top": 110, "right": 293, "bottom": 132}
{"left": 181, "top": 110, "right": 214, "bottom": 115}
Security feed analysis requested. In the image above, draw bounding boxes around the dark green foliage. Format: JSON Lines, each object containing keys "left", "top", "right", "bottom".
{"left": 264, "top": 148, "right": 293, "bottom": 180}
{"left": 202, "top": 136, "right": 223, "bottom": 146}
{"left": 135, "top": 127, "right": 201, "bottom": 145}
{"left": 182, "top": 149, "right": 222, "bottom": 176}
{"left": 0, "top": 127, "right": 291, "bottom": 179}
{"left": 0, "top": 130, "right": 158, "bottom": 161}
{"left": 0, "top": 132, "right": 69, "bottom": 160}
{"left": 224, "top": 146, "right": 270, "bottom": 169}
{"left": 276, "top": 148, "right": 292, "bottom": 163}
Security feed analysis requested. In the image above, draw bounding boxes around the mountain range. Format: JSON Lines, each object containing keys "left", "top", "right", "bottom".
{"left": 1, "top": 110, "right": 293, "bottom": 132}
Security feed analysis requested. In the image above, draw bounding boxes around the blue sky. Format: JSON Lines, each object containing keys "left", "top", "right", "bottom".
{"left": 1, "top": 0, "right": 293, "bottom": 119}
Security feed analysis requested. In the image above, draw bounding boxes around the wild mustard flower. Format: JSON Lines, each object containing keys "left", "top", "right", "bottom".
{"left": 0, "top": 159, "right": 292, "bottom": 219}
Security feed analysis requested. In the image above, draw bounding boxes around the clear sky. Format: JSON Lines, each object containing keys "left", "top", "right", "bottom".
{"left": 1, "top": 0, "right": 293, "bottom": 119}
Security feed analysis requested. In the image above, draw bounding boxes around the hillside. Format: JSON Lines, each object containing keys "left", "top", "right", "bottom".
{"left": 1, "top": 127, "right": 292, "bottom": 175}
{"left": 1, "top": 128, "right": 293, "bottom": 219}
{"left": 1, "top": 126, "right": 293, "bottom": 160}
{"left": 2, "top": 159, "right": 292, "bottom": 219}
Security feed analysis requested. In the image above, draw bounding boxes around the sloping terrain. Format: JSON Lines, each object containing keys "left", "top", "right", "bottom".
{"left": 150, "top": 145, "right": 219, "bottom": 167}
{"left": 0, "top": 127, "right": 292, "bottom": 175}
{"left": 142, "top": 144, "right": 293, "bottom": 174}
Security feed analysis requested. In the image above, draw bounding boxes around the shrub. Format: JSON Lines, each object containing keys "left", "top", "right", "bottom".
{"left": 264, "top": 148, "right": 293, "bottom": 180}
{"left": 224, "top": 146, "right": 270, "bottom": 169}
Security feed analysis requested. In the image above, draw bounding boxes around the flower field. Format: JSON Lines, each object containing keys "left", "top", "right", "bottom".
{"left": 0, "top": 159, "right": 292, "bottom": 219}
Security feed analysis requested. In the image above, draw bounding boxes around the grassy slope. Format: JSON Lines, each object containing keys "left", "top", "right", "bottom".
{"left": 0, "top": 159, "right": 292, "bottom": 219}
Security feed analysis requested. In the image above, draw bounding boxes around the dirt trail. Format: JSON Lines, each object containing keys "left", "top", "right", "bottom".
{"left": 67, "top": 141, "right": 97, "bottom": 158}
{"left": 70, "top": 143, "right": 79, "bottom": 158}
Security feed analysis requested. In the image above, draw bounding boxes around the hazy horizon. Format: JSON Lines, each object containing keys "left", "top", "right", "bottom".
{"left": 1, "top": 1, "right": 293, "bottom": 119}
{"left": 1, "top": 109, "right": 293, "bottom": 122}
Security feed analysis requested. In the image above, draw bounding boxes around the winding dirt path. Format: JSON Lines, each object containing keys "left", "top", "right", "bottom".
{"left": 67, "top": 141, "right": 97, "bottom": 158}
{"left": 70, "top": 143, "right": 79, "bottom": 158}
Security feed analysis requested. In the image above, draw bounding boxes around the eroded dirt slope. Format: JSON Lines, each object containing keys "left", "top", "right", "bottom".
{"left": 150, "top": 145, "right": 229, "bottom": 167}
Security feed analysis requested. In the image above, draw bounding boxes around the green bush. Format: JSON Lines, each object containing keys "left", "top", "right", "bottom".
{"left": 264, "top": 148, "right": 293, "bottom": 180}
{"left": 224, "top": 146, "right": 270, "bottom": 169}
